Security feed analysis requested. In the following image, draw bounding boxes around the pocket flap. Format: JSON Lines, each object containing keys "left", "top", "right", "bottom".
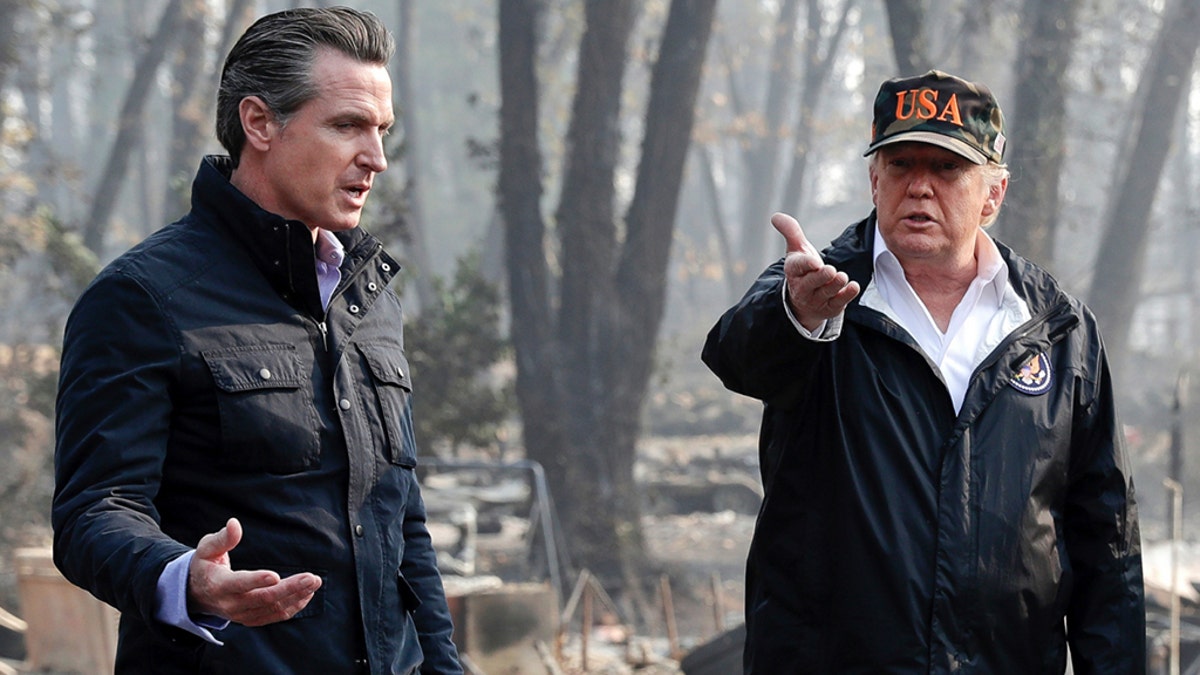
{"left": 359, "top": 344, "right": 413, "bottom": 391}
{"left": 203, "top": 345, "right": 306, "bottom": 392}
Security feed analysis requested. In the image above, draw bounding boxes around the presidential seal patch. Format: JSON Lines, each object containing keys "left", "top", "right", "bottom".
{"left": 1010, "top": 352, "right": 1051, "bottom": 395}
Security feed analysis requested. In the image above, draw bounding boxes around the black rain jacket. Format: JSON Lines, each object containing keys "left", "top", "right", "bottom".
{"left": 702, "top": 214, "right": 1144, "bottom": 674}
{"left": 53, "top": 156, "right": 463, "bottom": 674}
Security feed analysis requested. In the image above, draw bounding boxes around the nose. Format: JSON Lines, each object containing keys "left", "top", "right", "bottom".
{"left": 359, "top": 131, "right": 388, "bottom": 173}
{"left": 906, "top": 168, "right": 933, "bottom": 198}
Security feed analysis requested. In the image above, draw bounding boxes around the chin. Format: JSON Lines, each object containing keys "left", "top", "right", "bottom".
{"left": 324, "top": 219, "right": 362, "bottom": 232}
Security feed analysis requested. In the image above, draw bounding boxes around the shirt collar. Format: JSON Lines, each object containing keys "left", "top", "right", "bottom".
{"left": 315, "top": 229, "right": 345, "bottom": 268}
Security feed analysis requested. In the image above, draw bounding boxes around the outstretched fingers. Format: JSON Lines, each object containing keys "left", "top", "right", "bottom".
{"left": 229, "top": 572, "right": 323, "bottom": 627}
{"left": 769, "top": 212, "right": 859, "bottom": 329}
{"left": 187, "top": 518, "right": 321, "bottom": 626}
{"left": 817, "top": 272, "right": 861, "bottom": 315}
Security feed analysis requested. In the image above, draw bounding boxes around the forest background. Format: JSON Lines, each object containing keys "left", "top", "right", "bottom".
{"left": 0, "top": 0, "right": 1198, "bottom": 637}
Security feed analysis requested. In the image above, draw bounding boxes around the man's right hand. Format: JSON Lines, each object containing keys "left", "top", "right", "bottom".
{"left": 772, "top": 212, "right": 860, "bottom": 332}
{"left": 187, "top": 518, "right": 322, "bottom": 627}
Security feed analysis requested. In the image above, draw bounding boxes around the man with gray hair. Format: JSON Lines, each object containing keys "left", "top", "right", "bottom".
{"left": 703, "top": 70, "right": 1145, "bottom": 672}
{"left": 52, "top": 7, "right": 462, "bottom": 673}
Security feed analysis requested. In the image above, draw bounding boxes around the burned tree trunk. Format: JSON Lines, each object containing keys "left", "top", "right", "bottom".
{"left": 1088, "top": 0, "right": 1200, "bottom": 376}
{"left": 993, "top": 0, "right": 1082, "bottom": 267}
{"left": 497, "top": 0, "right": 717, "bottom": 590}
{"left": 82, "top": 0, "right": 184, "bottom": 256}
{"left": 883, "top": 0, "right": 931, "bottom": 75}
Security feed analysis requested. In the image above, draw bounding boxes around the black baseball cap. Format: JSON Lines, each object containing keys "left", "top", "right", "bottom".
{"left": 864, "top": 70, "right": 1006, "bottom": 165}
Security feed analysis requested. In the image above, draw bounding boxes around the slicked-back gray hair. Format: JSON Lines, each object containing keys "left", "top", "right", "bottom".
{"left": 216, "top": 6, "right": 395, "bottom": 166}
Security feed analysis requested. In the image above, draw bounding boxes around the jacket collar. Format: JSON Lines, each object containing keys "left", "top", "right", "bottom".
{"left": 189, "top": 155, "right": 380, "bottom": 318}
{"left": 824, "top": 210, "right": 1070, "bottom": 321}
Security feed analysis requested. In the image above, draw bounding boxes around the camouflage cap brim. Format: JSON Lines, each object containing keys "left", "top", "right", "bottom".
{"left": 864, "top": 130, "right": 988, "bottom": 165}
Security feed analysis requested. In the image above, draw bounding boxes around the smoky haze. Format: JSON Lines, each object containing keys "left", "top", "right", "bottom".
{"left": 0, "top": 0, "right": 1197, "bottom": 662}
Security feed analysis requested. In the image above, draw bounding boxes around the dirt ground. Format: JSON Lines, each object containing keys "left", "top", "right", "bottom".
{"left": 440, "top": 434, "right": 759, "bottom": 674}
{"left": 458, "top": 508, "right": 753, "bottom": 675}
{"left": 643, "top": 510, "right": 753, "bottom": 636}
{"left": 637, "top": 433, "right": 757, "bottom": 643}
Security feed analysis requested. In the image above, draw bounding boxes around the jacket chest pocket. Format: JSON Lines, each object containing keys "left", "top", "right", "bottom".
{"left": 202, "top": 344, "right": 320, "bottom": 473}
{"left": 358, "top": 343, "right": 418, "bottom": 467}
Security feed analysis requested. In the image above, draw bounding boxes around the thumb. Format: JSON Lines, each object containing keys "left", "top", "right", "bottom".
{"left": 771, "top": 212, "right": 813, "bottom": 255}
{"left": 196, "top": 517, "right": 242, "bottom": 562}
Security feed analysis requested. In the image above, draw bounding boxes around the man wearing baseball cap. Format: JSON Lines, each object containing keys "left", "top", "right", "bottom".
{"left": 703, "top": 70, "right": 1145, "bottom": 673}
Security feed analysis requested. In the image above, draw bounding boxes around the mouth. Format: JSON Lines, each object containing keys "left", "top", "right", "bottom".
{"left": 901, "top": 211, "right": 936, "bottom": 226}
{"left": 343, "top": 184, "right": 371, "bottom": 201}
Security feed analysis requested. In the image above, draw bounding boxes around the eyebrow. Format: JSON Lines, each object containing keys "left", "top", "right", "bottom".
{"left": 332, "top": 110, "right": 394, "bottom": 128}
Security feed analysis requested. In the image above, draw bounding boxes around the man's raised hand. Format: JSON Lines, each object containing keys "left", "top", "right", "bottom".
{"left": 772, "top": 212, "right": 860, "bottom": 332}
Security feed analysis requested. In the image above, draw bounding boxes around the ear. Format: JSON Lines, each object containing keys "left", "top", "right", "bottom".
{"left": 239, "top": 96, "right": 277, "bottom": 152}
{"left": 981, "top": 175, "right": 1008, "bottom": 217}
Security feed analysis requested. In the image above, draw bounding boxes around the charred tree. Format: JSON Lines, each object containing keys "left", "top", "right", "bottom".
{"left": 993, "top": 0, "right": 1082, "bottom": 267}
{"left": 549, "top": 0, "right": 640, "bottom": 593}
{"left": 723, "top": 0, "right": 855, "bottom": 295}
{"left": 390, "top": 0, "right": 437, "bottom": 313}
{"left": 162, "top": 0, "right": 210, "bottom": 220}
{"left": 497, "top": 0, "right": 569, "bottom": 585}
{"left": 777, "top": 0, "right": 855, "bottom": 218}
{"left": 497, "top": 0, "right": 717, "bottom": 590}
{"left": 883, "top": 0, "right": 931, "bottom": 74}
{"left": 955, "top": 2, "right": 993, "bottom": 76}
{"left": 0, "top": 0, "right": 26, "bottom": 134}
{"left": 734, "top": 0, "right": 801, "bottom": 292}
{"left": 608, "top": 0, "right": 719, "bottom": 588}
{"left": 82, "top": 0, "right": 184, "bottom": 256}
{"left": 1088, "top": 0, "right": 1200, "bottom": 376}
{"left": 164, "top": 0, "right": 253, "bottom": 221}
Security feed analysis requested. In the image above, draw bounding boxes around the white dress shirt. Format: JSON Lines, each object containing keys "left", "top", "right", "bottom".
{"left": 786, "top": 226, "right": 1031, "bottom": 413}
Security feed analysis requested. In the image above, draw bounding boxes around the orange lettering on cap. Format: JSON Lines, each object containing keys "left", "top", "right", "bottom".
{"left": 918, "top": 89, "right": 939, "bottom": 119}
{"left": 937, "top": 93, "right": 963, "bottom": 126}
{"left": 895, "top": 90, "right": 918, "bottom": 120}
